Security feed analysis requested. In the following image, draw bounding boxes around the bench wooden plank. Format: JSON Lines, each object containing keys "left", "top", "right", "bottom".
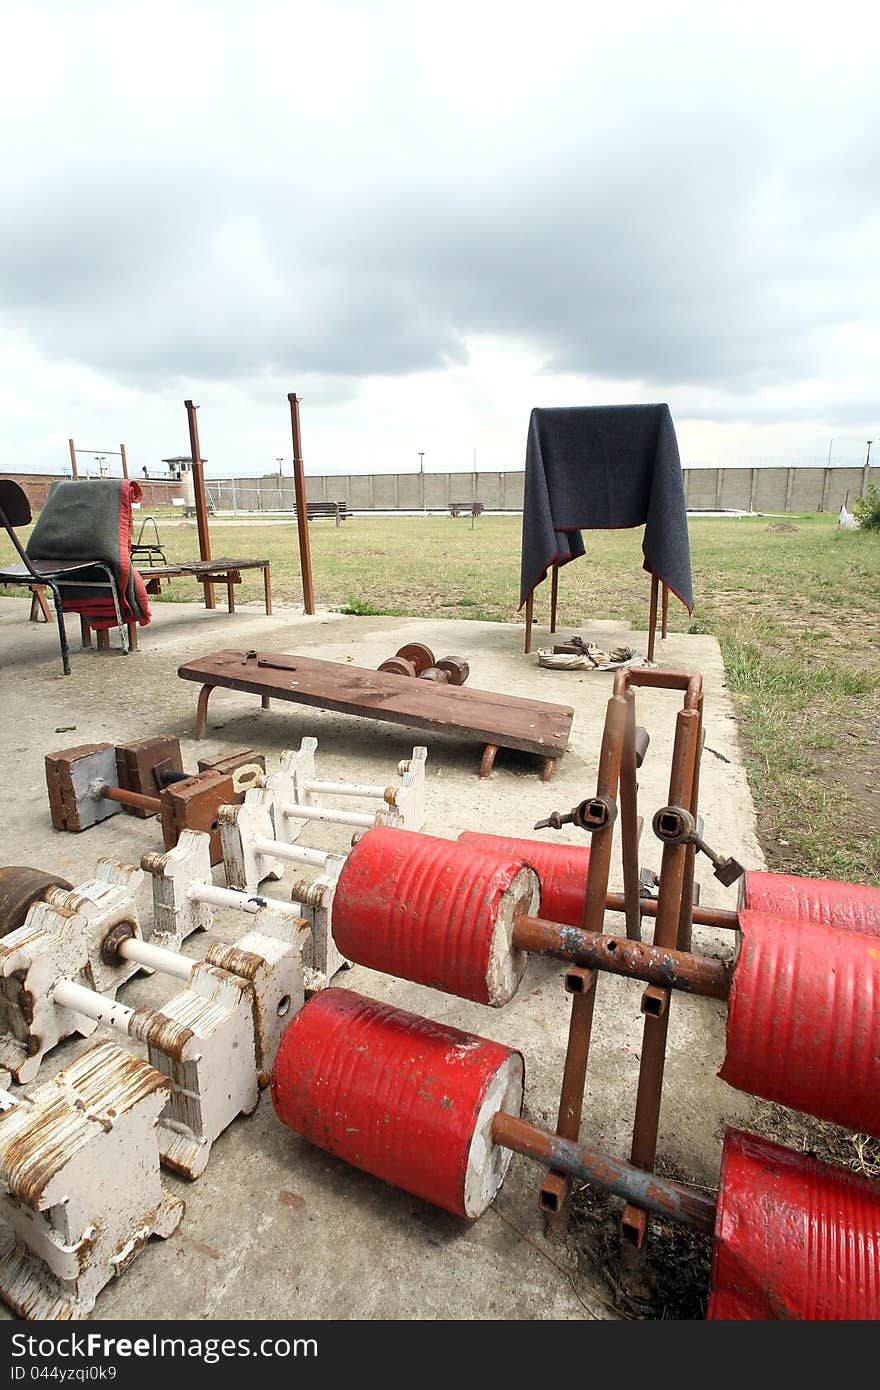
{"left": 178, "top": 648, "right": 573, "bottom": 776}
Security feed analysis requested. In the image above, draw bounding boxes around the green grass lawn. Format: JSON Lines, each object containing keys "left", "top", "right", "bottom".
{"left": 3, "top": 510, "right": 878, "bottom": 882}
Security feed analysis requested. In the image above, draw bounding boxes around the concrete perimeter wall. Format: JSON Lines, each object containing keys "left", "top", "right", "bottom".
{"left": 206, "top": 464, "right": 872, "bottom": 515}
{"left": 2, "top": 472, "right": 180, "bottom": 511}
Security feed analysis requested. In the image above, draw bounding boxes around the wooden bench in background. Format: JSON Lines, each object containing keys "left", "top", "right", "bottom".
{"left": 449, "top": 501, "right": 484, "bottom": 519}
{"left": 303, "top": 501, "right": 350, "bottom": 525}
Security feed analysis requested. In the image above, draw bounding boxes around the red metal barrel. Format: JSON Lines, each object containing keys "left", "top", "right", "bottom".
{"left": 720, "top": 911, "right": 880, "bottom": 1138}
{"left": 331, "top": 826, "right": 539, "bottom": 1006}
{"left": 457, "top": 831, "right": 590, "bottom": 929}
{"left": 271, "top": 988, "right": 524, "bottom": 1219}
{"left": 709, "top": 1127, "right": 880, "bottom": 1319}
{"left": 741, "top": 870, "right": 880, "bottom": 938}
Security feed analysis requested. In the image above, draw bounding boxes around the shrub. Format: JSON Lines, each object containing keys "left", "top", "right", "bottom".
{"left": 853, "top": 483, "right": 880, "bottom": 532}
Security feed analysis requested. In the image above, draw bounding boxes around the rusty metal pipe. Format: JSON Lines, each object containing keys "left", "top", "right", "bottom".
{"left": 491, "top": 1112, "right": 717, "bottom": 1236}
{"left": 541, "top": 692, "right": 628, "bottom": 1221}
{"left": 603, "top": 893, "right": 738, "bottom": 930}
{"left": 96, "top": 783, "right": 161, "bottom": 815}
{"left": 512, "top": 915, "right": 730, "bottom": 1000}
{"left": 625, "top": 704, "right": 703, "bottom": 1241}
{"left": 619, "top": 689, "right": 642, "bottom": 941}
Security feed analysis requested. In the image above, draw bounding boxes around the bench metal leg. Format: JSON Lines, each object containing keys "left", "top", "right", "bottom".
{"left": 479, "top": 744, "right": 498, "bottom": 778}
{"left": 80, "top": 616, "right": 92, "bottom": 648}
{"left": 263, "top": 565, "right": 272, "bottom": 616}
{"left": 195, "top": 684, "right": 215, "bottom": 739}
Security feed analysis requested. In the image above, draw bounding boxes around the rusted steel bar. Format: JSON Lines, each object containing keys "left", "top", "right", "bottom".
{"left": 288, "top": 393, "right": 316, "bottom": 615}
{"left": 491, "top": 1112, "right": 717, "bottom": 1236}
{"left": 646, "top": 573, "right": 659, "bottom": 661}
{"left": 540, "top": 692, "right": 628, "bottom": 1224}
{"left": 604, "top": 893, "right": 738, "bottom": 931}
{"left": 101, "top": 785, "right": 161, "bottom": 815}
{"left": 541, "top": 969, "right": 597, "bottom": 1220}
{"left": 550, "top": 562, "right": 559, "bottom": 634}
{"left": 619, "top": 689, "right": 642, "bottom": 941}
{"left": 625, "top": 704, "right": 702, "bottom": 1245}
{"left": 511, "top": 915, "right": 730, "bottom": 1000}
{"left": 68, "top": 437, "right": 78, "bottom": 480}
{"left": 613, "top": 668, "right": 703, "bottom": 706}
{"left": 120, "top": 442, "right": 129, "bottom": 480}
{"left": 184, "top": 399, "right": 215, "bottom": 609}
{"left": 678, "top": 690, "right": 704, "bottom": 953}
{"left": 661, "top": 583, "right": 669, "bottom": 640}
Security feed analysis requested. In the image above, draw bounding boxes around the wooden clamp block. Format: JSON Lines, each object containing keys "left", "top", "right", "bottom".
{"left": 220, "top": 788, "right": 286, "bottom": 892}
{"left": 288, "top": 863, "right": 348, "bottom": 992}
{"left": 41, "top": 859, "right": 146, "bottom": 994}
{"left": 142, "top": 828, "right": 305, "bottom": 953}
{"left": 197, "top": 748, "right": 266, "bottom": 798}
{"left": 0, "top": 1041, "right": 183, "bottom": 1320}
{"left": 116, "top": 736, "right": 184, "bottom": 817}
{"left": 0, "top": 899, "right": 98, "bottom": 1082}
{"left": 159, "top": 769, "right": 235, "bottom": 865}
{"left": 45, "top": 743, "right": 120, "bottom": 832}
{"left": 130, "top": 911, "right": 309, "bottom": 1178}
{"left": 0, "top": 862, "right": 149, "bottom": 1083}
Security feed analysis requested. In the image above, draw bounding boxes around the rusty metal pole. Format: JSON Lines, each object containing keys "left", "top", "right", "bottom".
{"left": 623, "top": 704, "right": 702, "bottom": 1249}
{"left": 119, "top": 443, "right": 129, "bottom": 480}
{"left": 288, "top": 393, "right": 316, "bottom": 615}
{"left": 604, "top": 892, "right": 737, "bottom": 932}
{"left": 618, "top": 689, "right": 642, "bottom": 941}
{"left": 184, "top": 400, "right": 215, "bottom": 609}
{"left": 68, "top": 437, "right": 78, "bottom": 480}
{"left": 677, "top": 689, "right": 703, "bottom": 953}
{"left": 540, "top": 691, "right": 627, "bottom": 1230}
{"left": 646, "top": 573, "right": 659, "bottom": 661}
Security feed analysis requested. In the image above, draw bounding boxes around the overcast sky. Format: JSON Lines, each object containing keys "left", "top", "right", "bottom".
{"left": 1, "top": 0, "right": 878, "bottom": 478}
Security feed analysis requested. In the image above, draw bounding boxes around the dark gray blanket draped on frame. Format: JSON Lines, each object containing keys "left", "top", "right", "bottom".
{"left": 519, "top": 404, "right": 693, "bottom": 613}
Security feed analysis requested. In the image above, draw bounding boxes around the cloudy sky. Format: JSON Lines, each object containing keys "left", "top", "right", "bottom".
{"left": 1, "top": 0, "right": 878, "bottom": 478}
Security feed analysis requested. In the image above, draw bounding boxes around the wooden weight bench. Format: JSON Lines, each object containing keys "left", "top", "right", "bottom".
{"left": 179, "top": 649, "right": 573, "bottom": 781}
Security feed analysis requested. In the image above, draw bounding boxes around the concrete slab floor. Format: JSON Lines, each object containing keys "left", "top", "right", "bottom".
{"left": 0, "top": 596, "right": 762, "bottom": 1320}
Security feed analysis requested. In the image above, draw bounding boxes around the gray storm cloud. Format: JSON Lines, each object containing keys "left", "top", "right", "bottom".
{"left": 0, "top": 0, "right": 877, "bottom": 424}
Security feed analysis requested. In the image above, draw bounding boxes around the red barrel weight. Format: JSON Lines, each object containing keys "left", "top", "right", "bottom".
{"left": 720, "top": 910, "right": 880, "bottom": 1138}
{"left": 271, "top": 988, "right": 524, "bottom": 1219}
{"left": 740, "top": 870, "right": 880, "bottom": 938}
{"left": 457, "top": 831, "right": 591, "bottom": 929}
{"left": 331, "top": 826, "right": 539, "bottom": 1006}
{"left": 708, "top": 1127, "right": 880, "bottom": 1320}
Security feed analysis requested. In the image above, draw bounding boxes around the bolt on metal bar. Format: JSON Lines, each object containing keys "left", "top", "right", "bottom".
{"left": 492, "top": 1112, "right": 717, "bottom": 1236}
